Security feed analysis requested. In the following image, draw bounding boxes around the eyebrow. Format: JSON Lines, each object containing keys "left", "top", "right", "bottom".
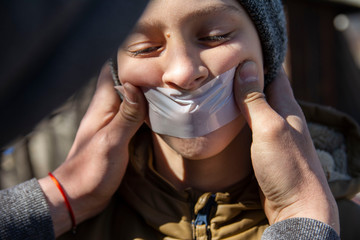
{"left": 133, "top": 3, "right": 244, "bottom": 33}
{"left": 188, "top": 4, "right": 244, "bottom": 19}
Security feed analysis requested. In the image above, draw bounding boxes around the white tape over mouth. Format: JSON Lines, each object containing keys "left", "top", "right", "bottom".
{"left": 142, "top": 66, "right": 240, "bottom": 138}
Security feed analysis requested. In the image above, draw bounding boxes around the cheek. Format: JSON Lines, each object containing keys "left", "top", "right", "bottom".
{"left": 200, "top": 46, "right": 241, "bottom": 75}
{"left": 117, "top": 54, "right": 162, "bottom": 87}
{"left": 201, "top": 40, "right": 263, "bottom": 77}
{"left": 225, "top": 37, "right": 264, "bottom": 88}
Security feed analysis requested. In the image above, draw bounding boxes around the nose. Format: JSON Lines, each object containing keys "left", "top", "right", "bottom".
{"left": 162, "top": 44, "right": 208, "bottom": 91}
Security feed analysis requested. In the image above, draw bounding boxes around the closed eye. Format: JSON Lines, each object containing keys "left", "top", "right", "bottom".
{"left": 199, "top": 32, "right": 233, "bottom": 43}
{"left": 128, "top": 46, "right": 162, "bottom": 57}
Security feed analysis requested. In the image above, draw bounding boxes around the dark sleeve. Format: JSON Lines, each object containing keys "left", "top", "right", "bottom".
{"left": 261, "top": 218, "right": 340, "bottom": 240}
{"left": 0, "top": 179, "right": 54, "bottom": 240}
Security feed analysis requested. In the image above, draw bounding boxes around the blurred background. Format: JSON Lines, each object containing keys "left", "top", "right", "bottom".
{"left": 285, "top": 0, "right": 360, "bottom": 218}
{"left": 0, "top": 0, "right": 360, "bottom": 238}
{"left": 284, "top": 0, "right": 360, "bottom": 123}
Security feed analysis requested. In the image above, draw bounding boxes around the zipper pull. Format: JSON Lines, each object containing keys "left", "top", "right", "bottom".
{"left": 192, "top": 194, "right": 217, "bottom": 239}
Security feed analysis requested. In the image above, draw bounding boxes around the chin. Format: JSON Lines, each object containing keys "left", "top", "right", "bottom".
{"left": 160, "top": 116, "right": 246, "bottom": 160}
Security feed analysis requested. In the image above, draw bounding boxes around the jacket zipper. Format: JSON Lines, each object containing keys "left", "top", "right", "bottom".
{"left": 192, "top": 194, "right": 217, "bottom": 239}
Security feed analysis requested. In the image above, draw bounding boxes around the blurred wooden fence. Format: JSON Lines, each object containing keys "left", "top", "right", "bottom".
{"left": 283, "top": 0, "right": 360, "bottom": 122}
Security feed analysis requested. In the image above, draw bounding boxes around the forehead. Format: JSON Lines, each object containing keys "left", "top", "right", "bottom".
{"left": 136, "top": 0, "right": 245, "bottom": 28}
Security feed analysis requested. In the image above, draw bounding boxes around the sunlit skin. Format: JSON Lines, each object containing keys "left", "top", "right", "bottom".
{"left": 117, "top": 0, "right": 264, "bottom": 191}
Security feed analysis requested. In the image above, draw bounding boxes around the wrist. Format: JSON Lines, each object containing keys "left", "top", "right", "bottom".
{"left": 38, "top": 176, "right": 73, "bottom": 237}
{"left": 38, "top": 173, "right": 106, "bottom": 237}
{"left": 271, "top": 190, "right": 340, "bottom": 234}
{"left": 48, "top": 172, "right": 77, "bottom": 233}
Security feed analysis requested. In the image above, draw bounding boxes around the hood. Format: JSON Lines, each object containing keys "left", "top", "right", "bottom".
{"left": 301, "top": 101, "right": 360, "bottom": 199}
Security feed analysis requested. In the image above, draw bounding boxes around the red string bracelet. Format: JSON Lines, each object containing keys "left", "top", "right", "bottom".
{"left": 48, "top": 172, "right": 77, "bottom": 234}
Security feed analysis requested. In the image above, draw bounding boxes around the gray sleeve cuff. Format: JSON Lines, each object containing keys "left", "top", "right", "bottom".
{"left": 262, "top": 218, "right": 340, "bottom": 240}
{"left": 0, "top": 178, "right": 55, "bottom": 240}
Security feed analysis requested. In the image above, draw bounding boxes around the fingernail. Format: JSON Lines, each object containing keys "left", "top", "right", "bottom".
{"left": 114, "top": 85, "right": 137, "bottom": 105}
{"left": 238, "top": 61, "right": 259, "bottom": 83}
{"left": 123, "top": 83, "right": 138, "bottom": 105}
{"left": 114, "top": 85, "right": 124, "bottom": 100}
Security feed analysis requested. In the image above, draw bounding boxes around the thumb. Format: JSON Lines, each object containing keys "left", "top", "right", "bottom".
{"left": 234, "top": 61, "right": 279, "bottom": 130}
{"left": 109, "top": 82, "right": 147, "bottom": 141}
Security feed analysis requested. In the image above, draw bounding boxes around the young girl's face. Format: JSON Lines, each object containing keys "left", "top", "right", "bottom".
{"left": 117, "top": 0, "right": 264, "bottom": 159}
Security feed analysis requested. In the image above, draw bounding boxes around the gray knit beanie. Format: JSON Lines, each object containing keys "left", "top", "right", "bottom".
{"left": 237, "top": 0, "right": 288, "bottom": 85}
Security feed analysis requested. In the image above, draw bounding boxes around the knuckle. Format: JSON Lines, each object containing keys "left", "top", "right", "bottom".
{"left": 258, "top": 117, "right": 289, "bottom": 139}
{"left": 120, "top": 102, "right": 145, "bottom": 124}
{"left": 243, "top": 91, "right": 266, "bottom": 104}
{"left": 95, "top": 132, "right": 113, "bottom": 148}
{"left": 121, "top": 106, "right": 141, "bottom": 123}
{"left": 93, "top": 131, "right": 121, "bottom": 156}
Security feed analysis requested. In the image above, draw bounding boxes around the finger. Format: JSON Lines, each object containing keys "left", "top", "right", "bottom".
{"left": 266, "top": 68, "right": 307, "bottom": 133}
{"left": 234, "top": 61, "right": 282, "bottom": 130}
{"left": 266, "top": 68, "right": 304, "bottom": 119}
{"left": 77, "top": 63, "right": 121, "bottom": 138}
{"left": 99, "top": 82, "right": 147, "bottom": 147}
